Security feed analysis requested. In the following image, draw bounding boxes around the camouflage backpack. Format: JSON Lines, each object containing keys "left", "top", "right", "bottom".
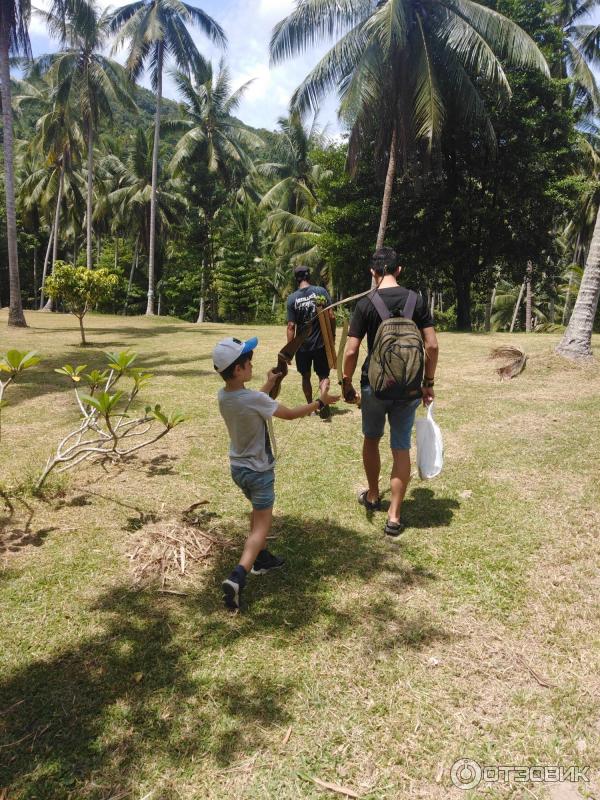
{"left": 367, "top": 290, "right": 424, "bottom": 402}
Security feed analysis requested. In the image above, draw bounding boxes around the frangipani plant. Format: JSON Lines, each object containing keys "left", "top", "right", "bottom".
{"left": 37, "top": 351, "right": 184, "bottom": 490}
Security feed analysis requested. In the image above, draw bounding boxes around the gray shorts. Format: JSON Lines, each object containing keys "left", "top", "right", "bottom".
{"left": 231, "top": 466, "right": 275, "bottom": 510}
{"left": 361, "top": 385, "right": 420, "bottom": 451}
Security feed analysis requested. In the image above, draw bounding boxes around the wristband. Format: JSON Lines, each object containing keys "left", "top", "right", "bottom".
{"left": 422, "top": 378, "right": 435, "bottom": 388}
{"left": 316, "top": 399, "right": 325, "bottom": 411}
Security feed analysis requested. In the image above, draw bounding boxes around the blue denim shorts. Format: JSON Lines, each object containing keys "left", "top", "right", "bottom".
{"left": 361, "top": 384, "right": 420, "bottom": 451}
{"left": 231, "top": 466, "right": 275, "bottom": 510}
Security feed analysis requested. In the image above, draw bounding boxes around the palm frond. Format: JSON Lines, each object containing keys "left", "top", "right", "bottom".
{"left": 565, "top": 37, "right": 600, "bottom": 108}
{"left": 572, "top": 23, "right": 600, "bottom": 62}
{"left": 180, "top": 2, "right": 227, "bottom": 48}
{"left": 412, "top": 15, "right": 445, "bottom": 153}
{"left": 432, "top": 5, "right": 511, "bottom": 99}
{"left": 270, "top": 0, "right": 372, "bottom": 65}
{"left": 441, "top": 0, "right": 549, "bottom": 75}
{"left": 291, "top": 22, "right": 369, "bottom": 115}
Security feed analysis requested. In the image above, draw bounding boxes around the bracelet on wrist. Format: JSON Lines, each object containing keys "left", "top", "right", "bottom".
{"left": 422, "top": 378, "right": 435, "bottom": 388}
{"left": 316, "top": 399, "right": 325, "bottom": 411}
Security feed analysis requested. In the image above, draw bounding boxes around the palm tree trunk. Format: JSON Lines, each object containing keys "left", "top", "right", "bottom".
{"left": 39, "top": 227, "right": 54, "bottom": 309}
{"left": 146, "top": 44, "right": 163, "bottom": 316}
{"left": 525, "top": 260, "right": 533, "bottom": 332}
{"left": 86, "top": 125, "right": 94, "bottom": 269}
{"left": 562, "top": 269, "right": 574, "bottom": 325}
{"left": 556, "top": 207, "right": 600, "bottom": 359}
{"left": 33, "top": 244, "right": 38, "bottom": 308}
{"left": 52, "top": 165, "right": 64, "bottom": 269}
{"left": 197, "top": 261, "right": 206, "bottom": 323}
{"left": 376, "top": 124, "right": 398, "bottom": 250}
{"left": 123, "top": 235, "right": 139, "bottom": 315}
{"left": 43, "top": 165, "right": 65, "bottom": 311}
{"left": 485, "top": 285, "right": 496, "bottom": 332}
{"left": 510, "top": 282, "right": 526, "bottom": 333}
{"left": 0, "top": 26, "right": 27, "bottom": 327}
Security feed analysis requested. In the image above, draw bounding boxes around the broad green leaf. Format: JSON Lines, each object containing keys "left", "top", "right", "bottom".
{"left": 1, "top": 350, "right": 41, "bottom": 373}
{"left": 79, "top": 394, "right": 102, "bottom": 412}
{"left": 105, "top": 351, "right": 137, "bottom": 373}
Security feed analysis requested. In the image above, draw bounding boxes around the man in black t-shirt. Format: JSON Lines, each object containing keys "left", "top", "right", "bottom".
{"left": 286, "top": 266, "right": 335, "bottom": 418}
{"left": 342, "top": 248, "right": 439, "bottom": 536}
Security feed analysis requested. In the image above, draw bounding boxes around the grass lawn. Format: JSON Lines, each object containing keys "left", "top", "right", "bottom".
{"left": 1, "top": 310, "right": 599, "bottom": 800}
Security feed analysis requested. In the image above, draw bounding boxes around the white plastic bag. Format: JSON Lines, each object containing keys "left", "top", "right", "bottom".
{"left": 416, "top": 402, "right": 444, "bottom": 480}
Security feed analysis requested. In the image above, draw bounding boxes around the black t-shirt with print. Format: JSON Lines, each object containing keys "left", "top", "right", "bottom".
{"left": 286, "top": 285, "right": 331, "bottom": 352}
{"left": 348, "top": 286, "right": 435, "bottom": 384}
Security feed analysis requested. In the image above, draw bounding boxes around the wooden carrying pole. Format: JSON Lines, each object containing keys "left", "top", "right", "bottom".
{"left": 318, "top": 310, "right": 337, "bottom": 370}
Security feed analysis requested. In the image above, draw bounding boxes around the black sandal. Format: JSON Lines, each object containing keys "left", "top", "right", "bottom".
{"left": 358, "top": 490, "right": 381, "bottom": 511}
{"left": 384, "top": 519, "right": 405, "bottom": 537}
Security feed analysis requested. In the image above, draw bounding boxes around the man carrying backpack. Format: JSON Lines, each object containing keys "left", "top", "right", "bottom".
{"left": 341, "top": 247, "right": 439, "bottom": 536}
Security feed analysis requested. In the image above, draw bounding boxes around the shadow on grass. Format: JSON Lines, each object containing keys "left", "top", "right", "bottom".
{"left": 190, "top": 514, "right": 445, "bottom": 644}
{"left": 57, "top": 488, "right": 159, "bottom": 533}
{"left": 0, "top": 525, "right": 57, "bottom": 554}
{"left": 402, "top": 488, "right": 460, "bottom": 529}
{"left": 0, "top": 514, "right": 447, "bottom": 798}
{"left": 361, "top": 487, "right": 460, "bottom": 529}
{"left": 0, "top": 495, "right": 58, "bottom": 555}
{"left": 8, "top": 346, "right": 215, "bottom": 406}
{"left": 32, "top": 323, "right": 213, "bottom": 340}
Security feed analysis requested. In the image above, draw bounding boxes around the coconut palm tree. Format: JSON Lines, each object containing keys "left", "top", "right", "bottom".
{"left": 563, "top": 126, "right": 600, "bottom": 267}
{"left": 258, "top": 111, "right": 326, "bottom": 216}
{"left": 270, "top": 0, "right": 549, "bottom": 248}
{"left": 554, "top": 121, "right": 600, "bottom": 355}
{"left": 103, "top": 128, "right": 187, "bottom": 312}
{"left": 169, "top": 60, "right": 262, "bottom": 181}
{"left": 0, "top": 0, "right": 30, "bottom": 326}
{"left": 14, "top": 74, "right": 85, "bottom": 306}
{"left": 109, "top": 0, "right": 226, "bottom": 315}
{"left": 491, "top": 278, "right": 552, "bottom": 331}
{"left": 553, "top": 0, "right": 600, "bottom": 112}
{"left": 15, "top": 144, "right": 45, "bottom": 306}
{"left": 37, "top": 0, "right": 137, "bottom": 270}
{"left": 167, "top": 60, "right": 263, "bottom": 321}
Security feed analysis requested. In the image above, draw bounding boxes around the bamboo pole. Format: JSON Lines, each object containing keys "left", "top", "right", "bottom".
{"left": 318, "top": 311, "right": 337, "bottom": 369}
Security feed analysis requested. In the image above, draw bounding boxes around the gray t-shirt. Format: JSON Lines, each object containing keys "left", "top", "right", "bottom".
{"left": 218, "top": 388, "right": 279, "bottom": 472}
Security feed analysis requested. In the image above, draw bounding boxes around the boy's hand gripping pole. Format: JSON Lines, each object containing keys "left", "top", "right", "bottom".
{"left": 269, "top": 323, "right": 312, "bottom": 399}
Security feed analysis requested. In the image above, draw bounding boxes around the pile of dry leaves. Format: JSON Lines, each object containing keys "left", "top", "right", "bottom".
{"left": 127, "top": 501, "right": 234, "bottom": 590}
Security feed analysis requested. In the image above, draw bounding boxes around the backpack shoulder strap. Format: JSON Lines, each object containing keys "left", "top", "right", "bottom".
{"left": 402, "top": 290, "right": 418, "bottom": 321}
{"left": 369, "top": 290, "right": 392, "bottom": 321}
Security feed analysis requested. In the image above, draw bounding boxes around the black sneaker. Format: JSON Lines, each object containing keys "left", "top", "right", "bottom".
{"left": 319, "top": 403, "right": 331, "bottom": 420}
{"left": 251, "top": 551, "right": 285, "bottom": 575}
{"left": 222, "top": 578, "right": 243, "bottom": 610}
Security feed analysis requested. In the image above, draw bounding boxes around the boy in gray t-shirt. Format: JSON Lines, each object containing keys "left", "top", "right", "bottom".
{"left": 213, "top": 336, "right": 339, "bottom": 611}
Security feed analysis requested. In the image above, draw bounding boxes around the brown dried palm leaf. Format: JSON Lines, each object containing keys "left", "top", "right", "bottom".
{"left": 489, "top": 346, "right": 527, "bottom": 381}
